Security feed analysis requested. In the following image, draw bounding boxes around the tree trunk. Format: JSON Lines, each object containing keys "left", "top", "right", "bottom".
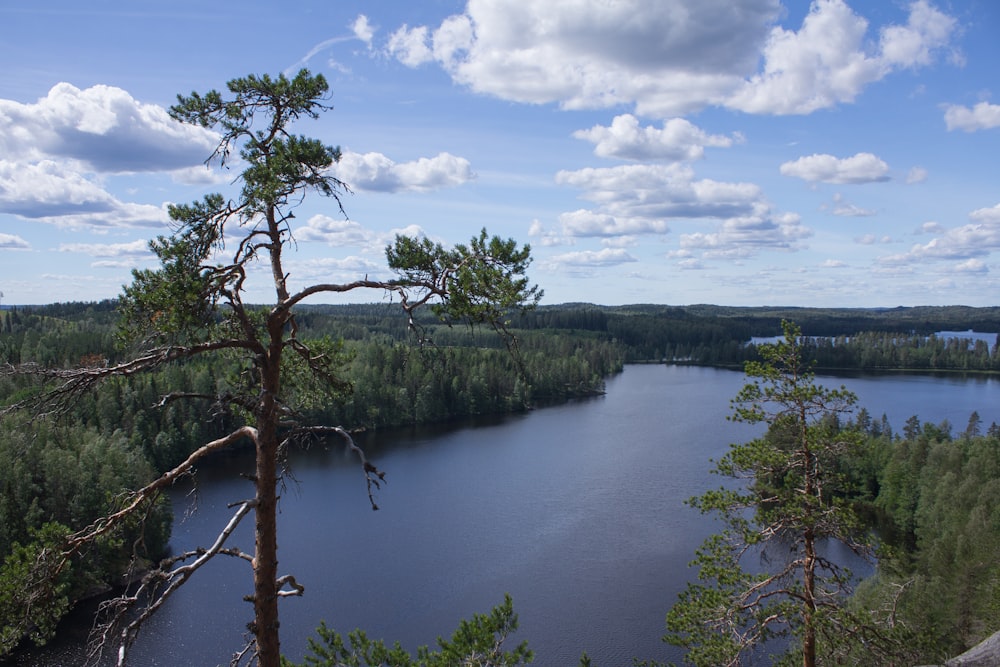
{"left": 803, "top": 526, "right": 816, "bottom": 667}
{"left": 254, "top": 330, "right": 285, "bottom": 667}
{"left": 253, "top": 410, "right": 281, "bottom": 667}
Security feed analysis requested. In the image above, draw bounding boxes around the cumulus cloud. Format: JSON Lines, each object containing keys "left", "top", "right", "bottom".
{"left": 680, "top": 211, "right": 812, "bottom": 258}
{"left": 291, "top": 255, "right": 389, "bottom": 285}
{"left": 558, "top": 209, "right": 669, "bottom": 237}
{"left": 352, "top": 15, "right": 375, "bottom": 46}
{"left": 556, "top": 163, "right": 763, "bottom": 222}
{"left": 970, "top": 203, "right": 1000, "bottom": 223}
{"left": 780, "top": 152, "right": 890, "bottom": 184}
{"left": 387, "top": 25, "right": 434, "bottom": 67}
{"left": 58, "top": 239, "right": 152, "bottom": 258}
{"left": 296, "top": 215, "right": 380, "bottom": 249}
{"left": 384, "top": 0, "right": 780, "bottom": 116}
{"left": 573, "top": 115, "right": 737, "bottom": 161}
{"left": 945, "top": 102, "right": 1000, "bottom": 132}
{"left": 828, "top": 193, "right": 876, "bottom": 217}
{"left": 878, "top": 213, "right": 1000, "bottom": 266}
{"left": 382, "top": 0, "right": 957, "bottom": 117}
{"left": 0, "top": 159, "right": 170, "bottom": 227}
{"left": 0, "top": 233, "right": 29, "bottom": 250}
{"left": 543, "top": 248, "right": 638, "bottom": 270}
{"left": 954, "top": 258, "right": 988, "bottom": 273}
{"left": 878, "top": 0, "right": 958, "bottom": 68}
{"left": 0, "top": 159, "right": 115, "bottom": 218}
{"left": 332, "top": 151, "right": 474, "bottom": 193}
{"left": 547, "top": 162, "right": 809, "bottom": 258}
{"left": 0, "top": 83, "right": 217, "bottom": 229}
{"left": 0, "top": 83, "right": 217, "bottom": 172}
{"left": 728, "top": 0, "right": 956, "bottom": 115}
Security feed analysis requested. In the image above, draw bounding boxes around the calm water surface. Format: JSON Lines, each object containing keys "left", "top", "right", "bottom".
{"left": 14, "top": 365, "right": 1000, "bottom": 666}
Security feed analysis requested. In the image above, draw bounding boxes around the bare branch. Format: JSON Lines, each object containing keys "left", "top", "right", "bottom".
{"left": 66, "top": 425, "right": 258, "bottom": 557}
{"left": 1, "top": 340, "right": 261, "bottom": 418}
{"left": 91, "top": 500, "right": 256, "bottom": 667}
{"left": 285, "top": 425, "right": 385, "bottom": 510}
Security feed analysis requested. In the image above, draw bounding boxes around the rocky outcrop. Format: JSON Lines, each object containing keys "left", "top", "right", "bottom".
{"left": 919, "top": 630, "right": 1000, "bottom": 667}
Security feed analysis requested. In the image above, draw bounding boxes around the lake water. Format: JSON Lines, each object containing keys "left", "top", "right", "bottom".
{"left": 12, "top": 365, "right": 1000, "bottom": 667}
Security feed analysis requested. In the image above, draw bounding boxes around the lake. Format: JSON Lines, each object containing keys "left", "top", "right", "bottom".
{"left": 12, "top": 365, "right": 1000, "bottom": 666}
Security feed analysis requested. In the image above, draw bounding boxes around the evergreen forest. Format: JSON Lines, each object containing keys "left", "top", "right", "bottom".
{"left": 2, "top": 300, "right": 1000, "bottom": 664}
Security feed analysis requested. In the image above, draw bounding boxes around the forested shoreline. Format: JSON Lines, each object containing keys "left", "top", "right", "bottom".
{"left": 2, "top": 300, "right": 1000, "bottom": 663}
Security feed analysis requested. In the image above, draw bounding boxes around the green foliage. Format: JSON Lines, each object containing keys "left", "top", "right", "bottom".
{"left": 387, "top": 230, "right": 542, "bottom": 331}
{"left": 859, "top": 426, "right": 1000, "bottom": 662}
{"left": 118, "top": 195, "right": 227, "bottom": 346}
{"left": 282, "top": 594, "right": 533, "bottom": 667}
{"left": 666, "top": 321, "right": 875, "bottom": 666}
{"left": 0, "top": 522, "right": 72, "bottom": 655}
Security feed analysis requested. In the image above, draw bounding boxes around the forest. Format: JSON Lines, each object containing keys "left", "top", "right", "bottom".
{"left": 1, "top": 300, "right": 1000, "bottom": 664}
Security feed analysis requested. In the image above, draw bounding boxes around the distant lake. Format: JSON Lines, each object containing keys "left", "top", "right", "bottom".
{"left": 13, "top": 365, "right": 1000, "bottom": 667}
{"left": 750, "top": 330, "right": 998, "bottom": 347}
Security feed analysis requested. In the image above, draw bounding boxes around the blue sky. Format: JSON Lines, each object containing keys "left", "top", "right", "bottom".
{"left": 1, "top": 1, "right": 998, "bottom": 307}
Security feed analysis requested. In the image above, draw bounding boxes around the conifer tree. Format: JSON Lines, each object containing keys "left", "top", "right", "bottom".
{"left": 666, "top": 321, "right": 875, "bottom": 667}
{"left": 1, "top": 69, "right": 539, "bottom": 667}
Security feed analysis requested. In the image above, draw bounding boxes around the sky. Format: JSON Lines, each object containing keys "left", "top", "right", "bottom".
{"left": 1, "top": 1, "right": 999, "bottom": 308}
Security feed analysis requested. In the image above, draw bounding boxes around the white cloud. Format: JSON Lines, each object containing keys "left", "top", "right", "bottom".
{"left": 296, "top": 215, "right": 379, "bottom": 249}
{"left": 0, "top": 159, "right": 170, "bottom": 228}
{"left": 780, "top": 152, "right": 890, "bottom": 184}
{"left": 290, "top": 255, "right": 391, "bottom": 287}
{"left": 945, "top": 102, "right": 1000, "bottom": 132}
{"left": 0, "top": 233, "right": 29, "bottom": 250}
{"left": 821, "top": 259, "right": 847, "bottom": 268}
{"left": 556, "top": 163, "right": 763, "bottom": 222}
{"left": 0, "top": 83, "right": 218, "bottom": 172}
{"left": 385, "top": 0, "right": 958, "bottom": 118}
{"left": 970, "top": 203, "right": 1000, "bottom": 223}
{"left": 550, "top": 162, "right": 810, "bottom": 258}
{"left": 828, "top": 194, "right": 876, "bottom": 217}
{"left": 954, "top": 258, "right": 987, "bottom": 273}
{"left": 544, "top": 248, "right": 638, "bottom": 269}
{"left": 0, "top": 159, "right": 113, "bottom": 218}
{"left": 0, "top": 83, "right": 217, "bottom": 229}
{"left": 333, "top": 151, "right": 474, "bottom": 193}
{"left": 385, "top": 0, "right": 782, "bottom": 116}
{"left": 58, "top": 239, "right": 152, "bottom": 257}
{"left": 728, "top": 0, "right": 956, "bottom": 115}
{"left": 906, "top": 166, "right": 928, "bottom": 184}
{"left": 558, "top": 209, "right": 669, "bottom": 237}
{"left": 387, "top": 25, "right": 434, "bottom": 67}
{"left": 680, "top": 211, "right": 812, "bottom": 258}
{"left": 352, "top": 15, "right": 375, "bottom": 46}
{"left": 832, "top": 203, "right": 877, "bottom": 217}
{"left": 877, "top": 0, "right": 957, "bottom": 69}
{"left": 879, "top": 219, "right": 1000, "bottom": 266}
{"left": 573, "top": 115, "right": 737, "bottom": 161}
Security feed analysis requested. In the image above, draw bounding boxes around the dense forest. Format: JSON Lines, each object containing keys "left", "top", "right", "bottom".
{"left": 1, "top": 300, "right": 999, "bottom": 663}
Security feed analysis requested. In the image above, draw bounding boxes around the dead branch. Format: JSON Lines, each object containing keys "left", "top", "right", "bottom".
{"left": 284, "top": 425, "right": 385, "bottom": 510}
{"left": 87, "top": 500, "right": 255, "bottom": 667}
{"left": 66, "top": 425, "right": 258, "bottom": 557}
{"left": 1, "top": 339, "right": 260, "bottom": 419}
